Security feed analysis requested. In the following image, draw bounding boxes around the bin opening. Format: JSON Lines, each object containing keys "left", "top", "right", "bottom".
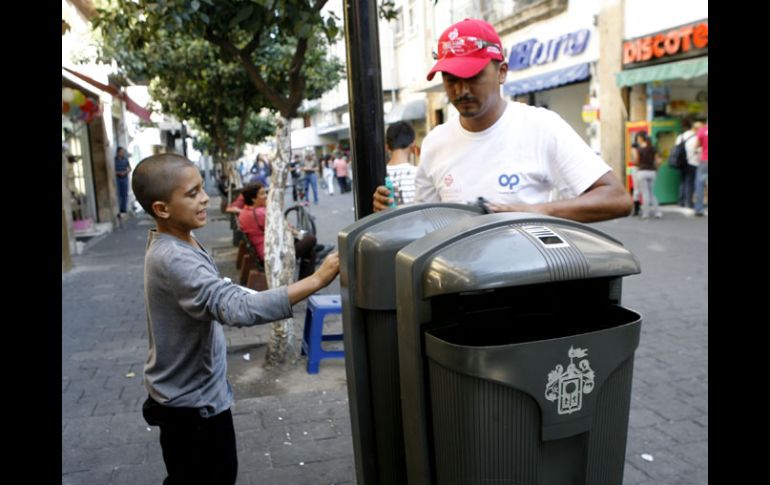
{"left": 428, "top": 278, "right": 630, "bottom": 346}
{"left": 426, "top": 305, "right": 636, "bottom": 346}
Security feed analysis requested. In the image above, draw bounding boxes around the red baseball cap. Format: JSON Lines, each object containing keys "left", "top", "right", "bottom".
{"left": 427, "top": 18, "right": 504, "bottom": 81}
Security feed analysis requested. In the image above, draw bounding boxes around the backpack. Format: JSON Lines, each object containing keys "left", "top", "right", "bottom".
{"left": 668, "top": 134, "right": 694, "bottom": 170}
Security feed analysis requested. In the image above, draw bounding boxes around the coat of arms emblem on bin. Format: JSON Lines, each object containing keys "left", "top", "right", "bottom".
{"left": 545, "top": 346, "right": 596, "bottom": 415}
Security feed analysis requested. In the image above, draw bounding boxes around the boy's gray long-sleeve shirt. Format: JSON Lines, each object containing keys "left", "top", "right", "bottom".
{"left": 143, "top": 230, "right": 292, "bottom": 417}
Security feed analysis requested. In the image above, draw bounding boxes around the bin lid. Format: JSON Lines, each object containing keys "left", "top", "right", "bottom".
{"left": 398, "top": 213, "right": 641, "bottom": 298}
{"left": 338, "top": 203, "right": 481, "bottom": 309}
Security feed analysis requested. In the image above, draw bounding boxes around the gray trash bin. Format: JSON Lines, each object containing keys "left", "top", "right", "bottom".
{"left": 395, "top": 212, "right": 642, "bottom": 485}
{"left": 338, "top": 203, "right": 482, "bottom": 485}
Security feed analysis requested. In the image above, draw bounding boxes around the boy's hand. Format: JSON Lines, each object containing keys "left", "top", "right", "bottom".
{"left": 287, "top": 253, "right": 339, "bottom": 305}
{"left": 314, "top": 251, "right": 340, "bottom": 287}
{"left": 372, "top": 185, "right": 392, "bottom": 212}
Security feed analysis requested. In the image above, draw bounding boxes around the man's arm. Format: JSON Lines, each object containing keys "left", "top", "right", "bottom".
{"left": 487, "top": 171, "right": 633, "bottom": 223}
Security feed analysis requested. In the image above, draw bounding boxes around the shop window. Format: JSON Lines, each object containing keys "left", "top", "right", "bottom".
{"left": 434, "top": 108, "right": 444, "bottom": 126}
{"left": 394, "top": 7, "right": 404, "bottom": 41}
{"left": 63, "top": 125, "right": 93, "bottom": 224}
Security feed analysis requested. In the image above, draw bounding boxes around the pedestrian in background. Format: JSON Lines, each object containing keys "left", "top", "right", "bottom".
{"left": 302, "top": 153, "right": 320, "bottom": 204}
{"left": 385, "top": 121, "right": 418, "bottom": 206}
{"left": 238, "top": 182, "right": 320, "bottom": 280}
{"left": 676, "top": 118, "right": 701, "bottom": 209}
{"left": 322, "top": 154, "right": 335, "bottom": 196}
{"left": 630, "top": 132, "right": 662, "bottom": 219}
{"left": 290, "top": 154, "right": 303, "bottom": 201}
{"left": 333, "top": 152, "right": 349, "bottom": 193}
{"left": 131, "top": 153, "right": 339, "bottom": 485}
{"left": 249, "top": 154, "right": 272, "bottom": 188}
{"left": 694, "top": 120, "right": 708, "bottom": 216}
{"left": 114, "top": 146, "right": 132, "bottom": 214}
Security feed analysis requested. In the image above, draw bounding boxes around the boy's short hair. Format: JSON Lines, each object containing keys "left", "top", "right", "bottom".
{"left": 386, "top": 121, "right": 415, "bottom": 150}
{"left": 240, "top": 182, "right": 265, "bottom": 205}
{"left": 132, "top": 153, "right": 196, "bottom": 218}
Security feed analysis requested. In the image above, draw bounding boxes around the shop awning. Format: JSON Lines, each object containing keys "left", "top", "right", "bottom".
{"left": 615, "top": 57, "right": 708, "bottom": 87}
{"left": 62, "top": 66, "right": 153, "bottom": 122}
{"left": 317, "top": 124, "right": 350, "bottom": 138}
{"left": 385, "top": 99, "right": 426, "bottom": 124}
{"left": 503, "top": 62, "right": 590, "bottom": 97}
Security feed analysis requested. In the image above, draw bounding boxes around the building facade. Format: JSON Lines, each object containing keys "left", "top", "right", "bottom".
{"left": 289, "top": 0, "right": 707, "bottom": 200}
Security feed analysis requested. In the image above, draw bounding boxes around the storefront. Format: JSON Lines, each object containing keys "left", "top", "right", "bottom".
{"left": 615, "top": 18, "right": 708, "bottom": 204}
{"left": 501, "top": 2, "right": 600, "bottom": 153}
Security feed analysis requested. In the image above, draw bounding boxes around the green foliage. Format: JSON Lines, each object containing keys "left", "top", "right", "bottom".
{"left": 93, "top": 0, "right": 345, "bottom": 119}
{"left": 379, "top": 1, "right": 399, "bottom": 21}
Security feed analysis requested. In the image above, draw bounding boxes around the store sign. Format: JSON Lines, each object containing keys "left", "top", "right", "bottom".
{"left": 623, "top": 21, "right": 708, "bottom": 66}
{"left": 508, "top": 29, "right": 591, "bottom": 71}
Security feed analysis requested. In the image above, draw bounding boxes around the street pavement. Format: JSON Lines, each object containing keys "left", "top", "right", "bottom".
{"left": 62, "top": 182, "right": 707, "bottom": 485}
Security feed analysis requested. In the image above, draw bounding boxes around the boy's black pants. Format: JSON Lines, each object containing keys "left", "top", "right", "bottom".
{"left": 143, "top": 396, "right": 237, "bottom": 485}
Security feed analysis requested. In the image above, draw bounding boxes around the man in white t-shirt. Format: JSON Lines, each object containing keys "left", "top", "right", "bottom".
{"left": 372, "top": 18, "right": 632, "bottom": 222}
{"left": 675, "top": 118, "right": 702, "bottom": 208}
{"left": 385, "top": 121, "right": 418, "bottom": 205}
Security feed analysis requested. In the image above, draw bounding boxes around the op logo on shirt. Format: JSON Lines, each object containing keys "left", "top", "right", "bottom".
{"left": 498, "top": 173, "right": 521, "bottom": 192}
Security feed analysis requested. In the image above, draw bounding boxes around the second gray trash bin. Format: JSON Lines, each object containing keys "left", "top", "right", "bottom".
{"left": 395, "top": 212, "right": 642, "bottom": 485}
{"left": 338, "top": 203, "right": 481, "bottom": 485}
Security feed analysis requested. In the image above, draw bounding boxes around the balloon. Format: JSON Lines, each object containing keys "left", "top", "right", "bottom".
{"left": 62, "top": 102, "right": 70, "bottom": 114}
{"left": 85, "top": 112, "right": 94, "bottom": 123}
{"left": 72, "top": 90, "right": 85, "bottom": 106}
{"left": 62, "top": 88, "right": 74, "bottom": 103}
{"left": 81, "top": 99, "right": 95, "bottom": 113}
{"left": 70, "top": 106, "right": 82, "bottom": 118}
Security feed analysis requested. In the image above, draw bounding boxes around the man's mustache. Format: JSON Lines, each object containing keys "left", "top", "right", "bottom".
{"left": 453, "top": 95, "right": 477, "bottom": 104}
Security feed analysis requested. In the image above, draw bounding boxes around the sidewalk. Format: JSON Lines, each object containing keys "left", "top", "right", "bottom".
{"left": 62, "top": 190, "right": 707, "bottom": 485}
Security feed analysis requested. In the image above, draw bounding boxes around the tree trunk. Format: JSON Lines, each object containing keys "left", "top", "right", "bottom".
{"left": 264, "top": 115, "right": 297, "bottom": 369}
{"left": 224, "top": 161, "right": 242, "bottom": 190}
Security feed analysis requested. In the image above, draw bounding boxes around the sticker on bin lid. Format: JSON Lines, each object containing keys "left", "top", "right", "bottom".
{"left": 522, "top": 225, "right": 570, "bottom": 248}
{"left": 545, "top": 346, "right": 595, "bottom": 415}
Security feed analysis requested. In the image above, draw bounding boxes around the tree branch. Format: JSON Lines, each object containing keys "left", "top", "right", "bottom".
{"left": 286, "top": 36, "right": 309, "bottom": 116}
{"left": 204, "top": 28, "right": 290, "bottom": 116}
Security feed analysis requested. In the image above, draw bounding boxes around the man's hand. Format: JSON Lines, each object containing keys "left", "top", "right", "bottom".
{"left": 372, "top": 185, "right": 393, "bottom": 212}
{"left": 488, "top": 172, "right": 633, "bottom": 222}
{"left": 486, "top": 202, "right": 545, "bottom": 215}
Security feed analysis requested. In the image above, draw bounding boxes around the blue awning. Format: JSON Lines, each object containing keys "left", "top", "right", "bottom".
{"left": 503, "top": 62, "right": 591, "bottom": 97}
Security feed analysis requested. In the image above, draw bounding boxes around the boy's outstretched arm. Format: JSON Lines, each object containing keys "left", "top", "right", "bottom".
{"left": 287, "top": 252, "right": 340, "bottom": 305}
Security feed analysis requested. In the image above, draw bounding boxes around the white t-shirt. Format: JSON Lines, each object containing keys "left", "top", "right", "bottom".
{"left": 387, "top": 162, "right": 418, "bottom": 205}
{"left": 675, "top": 130, "right": 700, "bottom": 167}
{"left": 415, "top": 101, "right": 611, "bottom": 205}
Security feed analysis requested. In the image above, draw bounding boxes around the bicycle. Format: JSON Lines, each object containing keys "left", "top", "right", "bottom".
{"left": 284, "top": 175, "right": 317, "bottom": 237}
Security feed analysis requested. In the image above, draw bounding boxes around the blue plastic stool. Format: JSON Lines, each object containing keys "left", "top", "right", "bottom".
{"left": 301, "top": 294, "right": 344, "bottom": 374}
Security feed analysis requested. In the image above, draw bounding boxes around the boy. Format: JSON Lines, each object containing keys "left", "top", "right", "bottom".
{"left": 385, "top": 121, "right": 418, "bottom": 206}
{"left": 131, "top": 153, "right": 339, "bottom": 485}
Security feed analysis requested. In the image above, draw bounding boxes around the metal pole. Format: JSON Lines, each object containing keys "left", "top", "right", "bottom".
{"left": 343, "top": 0, "right": 386, "bottom": 220}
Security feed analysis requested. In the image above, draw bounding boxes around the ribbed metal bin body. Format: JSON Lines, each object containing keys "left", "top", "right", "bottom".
{"left": 394, "top": 213, "right": 642, "bottom": 485}
{"left": 425, "top": 307, "right": 640, "bottom": 485}
{"left": 364, "top": 310, "right": 406, "bottom": 485}
{"left": 338, "top": 203, "right": 481, "bottom": 485}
